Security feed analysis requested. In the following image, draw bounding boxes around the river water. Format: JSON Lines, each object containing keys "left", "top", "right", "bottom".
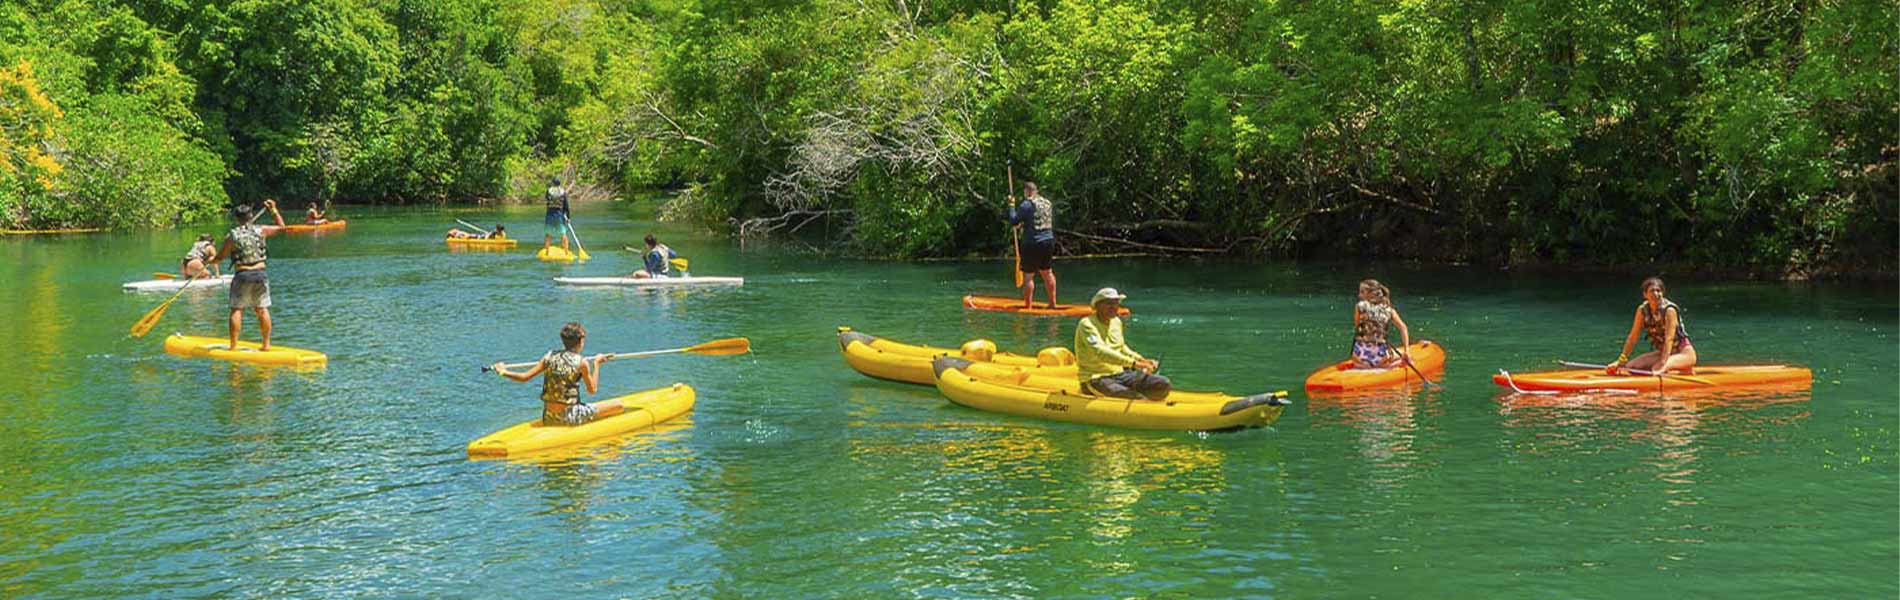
{"left": 1, "top": 204, "right": 1894, "bottom": 598}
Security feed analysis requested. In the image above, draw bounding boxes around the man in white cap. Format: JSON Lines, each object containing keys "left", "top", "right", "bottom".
{"left": 1073, "top": 287, "right": 1170, "bottom": 399}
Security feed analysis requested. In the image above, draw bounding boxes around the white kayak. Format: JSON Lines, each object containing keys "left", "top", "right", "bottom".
{"left": 123, "top": 275, "right": 233, "bottom": 292}
{"left": 554, "top": 276, "right": 744, "bottom": 287}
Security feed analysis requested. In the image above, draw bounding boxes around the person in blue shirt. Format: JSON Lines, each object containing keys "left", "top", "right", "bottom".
{"left": 542, "top": 176, "right": 571, "bottom": 252}
{"left": 1008, "top": 181, "right": 1058, "bottom": 308}
{"left": 631, "top": 234, "right": 677, "bottom": 278}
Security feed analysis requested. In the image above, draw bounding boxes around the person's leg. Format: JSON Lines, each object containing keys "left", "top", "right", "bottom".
{"left": 1658, "top": 345, "right": 1697, "bottom": 373}
{"left": 228, "top": 308, "right": 242, "bottom": 349}
{"left": 256, "top": 308, "right": 273, "bottom": 351}
{"left": 1128, "top": 371, "right": 1172, "bottom": 400}
{"left": 1625, "top": 350, "right": 1662, "bottom": 371}
{"left": 1040, "top": 268, "right": 1058, "bottom": 308}
{"left": 1087, "top": 374, "right": 1143, "bottom": 399}
{"left": 632, "top": 270, "right": 652, "bottom": 279}
{"left": 1020, "top": 276, "right": 1035, "bottom": 308}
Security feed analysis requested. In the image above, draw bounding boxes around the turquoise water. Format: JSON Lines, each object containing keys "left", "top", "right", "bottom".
{"left": 1, "top": 204, "right": 1894, "bottom": 597}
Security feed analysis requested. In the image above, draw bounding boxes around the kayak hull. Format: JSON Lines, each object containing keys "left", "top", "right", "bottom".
{"left": 163, "top": 334, "right": 328, "bottom": 367}
{"left": 445, "top": 237, "right": 518, "bottom": 249}
{"left": 467, "top": 383, "right": 695, "bottom": 458}
{"left": 962, "top": 295, "right": 1130, "bottom": 317}
{"left": 1492, "top": 365, "right": 1812, "bottom": 392}
{"left": 838, "top": 327, "right": 1071, "bottom": 385}
{"left": 554, "top": 276, "right": 744, "bottom": 287}
{"left": 931, "top": 357, "right": 1289, "bottom": 431}
{"left": 281, "top": 220, "right": 347, "bottom": 233}
{"left": 123, "top": 275, "right": 233, "bottom": 292}
{"left": 1304, "top": 341, "right": 1446, "bottom": 391}
{"left": 536, "top": 246, "right": 592, "bottom": 262}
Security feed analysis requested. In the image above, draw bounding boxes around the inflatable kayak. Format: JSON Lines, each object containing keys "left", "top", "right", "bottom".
{"left": 163, "top": 333, "right": 328, "bottom": 367}
{"left": 467, "top": 383, "right": 695, "bottom": 458}
{"left": 1491, "top": 365, "right": 1812, "bottom": 392}
{"left": 554, "top": 276, "right": 744, "bottom": 287}
{"left": 932, "top": 357, "right": 1290, "bottom": 431}
{"left": 962, "top": 295, "right": 1129, "bottom": 317}
{"left": 536, "top": 246, "right": 592, "bottom": 262}
{"left": 123, "top": 275, "right": 233, "bottom": 292}
{"left": 445, "top": 236, "right": 517, "bottom": 249}
{"left": 281, "top": 220, "right": 347, "bottom": 233}
{"left": 838, "top": 327, "right": 1074, "bottom": 385}
{"left": 1304, "top": 341, "right": 1446, "bottom": 391}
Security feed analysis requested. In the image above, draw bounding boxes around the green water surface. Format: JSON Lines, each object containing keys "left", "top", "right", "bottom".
{"left": 1, "top": 204, "right": 1895, "bottom": 598}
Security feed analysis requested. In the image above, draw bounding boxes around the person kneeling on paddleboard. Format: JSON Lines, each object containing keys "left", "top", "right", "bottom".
{"left": 631, "top": 234, "right": 677, "bottom": 279}
{"left": 491, "top": 322, "right": 617, "bottom": 426}
{"left": 212, "top": 199, "right": 287, "bottom": 351}
{"left": 1607, "top": 277, "right": 1697, "bottom": 375}
{"left": 181, "top": 233, "right": 221, "bottom": 279}
{"left": 1348, "top": 279, "right": 1415, "bottom": 369}
{"left": 1075, "top": 288, "right": 1170, "bottom": 400}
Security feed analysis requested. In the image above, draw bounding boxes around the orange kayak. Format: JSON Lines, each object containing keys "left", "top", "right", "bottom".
{"left": 1304, "top": 341, "right": 1446, "bottom": 392}
{"left": 962, "top": 295, "right": 1130, "bottom": 317}
{"left": 1492, "top": 365, "right": 1811, "bottom": 392}
{"left": 282, "top": 220, "right": 347, "bottom": 233}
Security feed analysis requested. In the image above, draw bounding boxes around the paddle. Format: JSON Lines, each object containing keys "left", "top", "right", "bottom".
{"left": 1498, "top": 369, "right": 1639, "bottom": 396}
{"left": 1557, "top": 360, "right": 1716, "bottom": 385}
{"left": 561, "top": 212, "right": 590, "bottom": 262}
{"left": 1399, "top": 351, "right": 1443, "bottom": 391}
{"left": 130, "top": 275, "right": 202, "bottom": 337}
{"left": 1008, "top": 161, "right": 1023, "bottom": 289}
{"left": 483, "top": 337, "right": 751, "bottom": 372}
{"left": 454, "top": 219, "right": 491, "bottom": 236}
{"left": 153, "top": 271, "right": 176, "bottom": 279}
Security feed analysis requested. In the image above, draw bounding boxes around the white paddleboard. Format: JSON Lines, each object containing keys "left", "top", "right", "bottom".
{"left": 123, "top": 275, "right": 234, "bottom": 291}
{"left": 554, "top": 276, "right": 744, "bottom": 287}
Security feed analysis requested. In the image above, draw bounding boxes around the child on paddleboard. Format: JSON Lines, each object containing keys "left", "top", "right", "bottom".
{"left": 1606, "top": 277, "right": 1697, "bottom": 374}
{"left": 490, "top": 322, "right": 623, "bottom": 426}
{"left": 181, "top": 233, "right": 220, "bottom": 279}
{"left": 1349, "top": 279, "right": 1415, "bottom": 369}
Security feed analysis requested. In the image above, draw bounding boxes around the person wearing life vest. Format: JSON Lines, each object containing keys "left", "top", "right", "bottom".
{"left": 1348, "top": 279, "right": 1416, "bottom": 368}
{"left": 211, "top": 199, "right": 288, "bottom": 351}
{"left": 1074, "top": 288, "right": 1170, "bottom": 400}
{"left": 1008, "top": 181, "right": 1058, "bottom": 309}
{"left": 181, "top": 233, "right": 221, "bottom": 279}
{"left": 542, "top": 176, "right": 571, "bottom": 251}
{"left": 303, "top": 202, "right": 328, "bottom": 225}
{"left": 631, "top": 234, "right": 677, "bottom": 279}
{"left": 490, "top": 322, "right": 623, "bottom": 427}
{"left": 1607, "top": 277, "right": 1698, "bottom": 374}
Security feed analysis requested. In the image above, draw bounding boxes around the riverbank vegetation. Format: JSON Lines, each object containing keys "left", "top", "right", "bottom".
{"left": 1, "top": 0, "right": 1891, "bottom": 276}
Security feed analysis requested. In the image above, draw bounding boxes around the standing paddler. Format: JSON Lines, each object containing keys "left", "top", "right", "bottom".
{"left": 1008, "top": 180, "right": 1058, "bottom": 309}
{"left": 210, "top": 199, "right": 287, "bottom": 351}
{"left": 542, "top": 176, "right": 572, "bottom": 253}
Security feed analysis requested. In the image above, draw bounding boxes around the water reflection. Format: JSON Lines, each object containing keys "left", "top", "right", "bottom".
{"left": 1305, "top": 389, "right": 1430, "bottom": 480}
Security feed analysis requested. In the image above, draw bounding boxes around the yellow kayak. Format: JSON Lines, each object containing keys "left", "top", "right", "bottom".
{"left": 445, "top": 236, "right": 518, "bottom": 249}
{"left": 467, "top": 383, "right": 695, "bottom": 458}
{"left": 163, "top": 334, "right": 328, "bottom": 367}
{"left": 536, "top": 246, "right": 591, "bottom": 262}
{"left": 837, "top": 327, "right": 1074, "bottom": 385}
{"left": 931, "top": 357, "right": 1290, "bottom": 431}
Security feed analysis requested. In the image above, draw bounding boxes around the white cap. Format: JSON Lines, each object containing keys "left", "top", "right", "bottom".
{"left": 1090, "top": 287, "right": 1128, "bottom": 306}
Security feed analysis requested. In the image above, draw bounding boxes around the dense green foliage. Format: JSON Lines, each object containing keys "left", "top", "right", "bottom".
{"left": 0, "top": 0, "right": 1890, "bottom": 275}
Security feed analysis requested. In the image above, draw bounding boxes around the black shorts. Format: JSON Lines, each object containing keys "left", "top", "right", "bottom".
{"left": 1019, "top": 238, "right": 1054, "bottom": 272}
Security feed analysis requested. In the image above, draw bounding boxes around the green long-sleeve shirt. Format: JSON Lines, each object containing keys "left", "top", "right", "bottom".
{"left": 1074, "top": 314, "right": 1143, "bottom": 382}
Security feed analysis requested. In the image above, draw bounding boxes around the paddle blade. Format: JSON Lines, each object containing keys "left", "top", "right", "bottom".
{"left": 685, "top": 337, "right": 750, "bottom": 356}
{"left": 670, "top": 257, "right": 690, "bottom": 271}
{"left": 153, "top": 272, "right": 177, "bottom": 279}
{"left": 129, "top": 300, "right": 171, "bottom": 337}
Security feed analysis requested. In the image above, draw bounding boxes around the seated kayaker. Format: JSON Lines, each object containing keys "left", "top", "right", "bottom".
{"left": 1349, "top": 279, "right": 1414, "bottom": 369}
{"left": 181, "top": 233, "right": 221, "bottom": 279}
{"left": 486, "top": 224, "right": 506, "bottom": 239}
{"left": 630, "top": 234, "right": 678, "bottom": 279}
{"left": 304, "top": 202, "right": 328, "bottom": 225}
{"left": 490, "top": 322, "right": 623, "bottom": 426}
{"left": 1607, "top": 277, "right": 1697, "bottom": 374}
{"left": 1075, "top": 288, "right": 1170, "bottom": 400}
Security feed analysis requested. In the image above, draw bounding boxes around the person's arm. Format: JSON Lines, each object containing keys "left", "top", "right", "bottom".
{"left": 492, "top": 359, "right": 549, "bottom": 383}
{"left": 1390, "top": 308, "right": 1412, "bottom": 356}
{"left": 1006, "top": 200, "right": 1027, "bottom": 229}
{"left": 581, "top": 354, "right": 612, "bottom": 395}
{"left": 645, "top": 250, "right": 664, "bottom": 274}
{"left": 1609, "top": 308, "right": 1643, "bottom": 371}
{"left": 260, "top": 199, "right": 286, "bottom": 235}
{"left": 211, "top": 236, "right": 235, "bottom": 264}
{"left": 1083, "top": 320, "right": 1141, "bottom": 366}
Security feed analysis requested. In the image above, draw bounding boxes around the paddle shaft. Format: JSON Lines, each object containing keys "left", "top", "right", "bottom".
{"left": 455, "top": 219, "right": 491, "bottom": 236}
{"left": 1558, "top": 360, "right": 1713, "bottom": 384}
{"left": 1401, "top": 352, "right": 1442, "bottom": 390}
{"left": 562, "top": 212, "right": 588, "bottom": 260}
{"left": 484, "top": 338, "right": 748, "bottom": 372}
